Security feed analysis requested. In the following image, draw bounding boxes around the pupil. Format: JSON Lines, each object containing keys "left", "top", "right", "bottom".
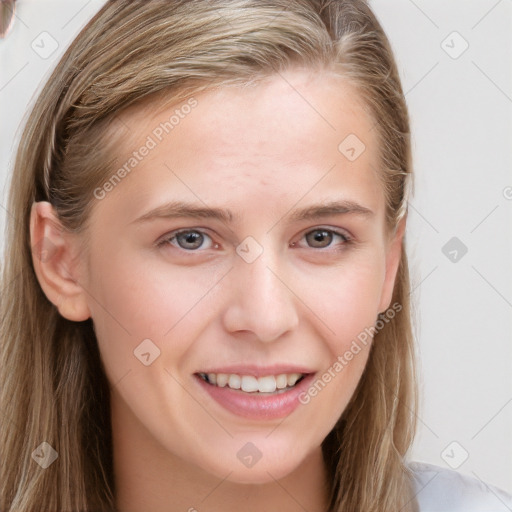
{"left": 311, "top": 229, "right": 331, "bottom": 247}
{"left": 180, "top": 231, "right": 201, "bottom": 249}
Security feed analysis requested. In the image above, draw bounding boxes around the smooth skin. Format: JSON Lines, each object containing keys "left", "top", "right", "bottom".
{"left": 31, "top": 68, "right": 405, "bottom": 512}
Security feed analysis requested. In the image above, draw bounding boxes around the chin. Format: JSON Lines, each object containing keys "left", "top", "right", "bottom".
{"left": 198, "top": 449, "right": 305, "bottom": 485}
{"left": 226, "top": 463, "right": 298, "bottom": 485}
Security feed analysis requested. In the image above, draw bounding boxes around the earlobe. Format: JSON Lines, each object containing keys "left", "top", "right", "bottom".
{"left": 378, "top": 216, "right": 406, "bottom": 314}
{"left": 30, "top": 201, "right": 91, "bottom": 322}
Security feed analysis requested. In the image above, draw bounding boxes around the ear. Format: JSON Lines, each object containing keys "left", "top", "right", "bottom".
{"left": 378, "top": 216, "right": 406, "bottom": 314}
{"left": 30, "top": 201, "right": 91, "bottom": 321}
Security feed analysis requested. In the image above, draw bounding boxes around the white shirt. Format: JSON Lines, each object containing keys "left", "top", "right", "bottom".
{"left": 410, "top": 461, "right": 512, "bottom": 511}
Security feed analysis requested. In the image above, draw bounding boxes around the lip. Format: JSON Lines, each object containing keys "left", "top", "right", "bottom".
{"left": 196, "top": 364, "right": 315, "bottom": 378}
{"left": 194, "top": 371, "right": 316, "bottom": 421}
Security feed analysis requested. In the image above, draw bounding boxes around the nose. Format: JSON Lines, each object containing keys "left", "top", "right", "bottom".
{"left": 221, "top": 244, "right": 300, "bottom": 343}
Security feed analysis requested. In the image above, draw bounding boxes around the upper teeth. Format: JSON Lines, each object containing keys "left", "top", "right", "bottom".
{"left": 198, "top": 372, "right": 304, "bottom": 393}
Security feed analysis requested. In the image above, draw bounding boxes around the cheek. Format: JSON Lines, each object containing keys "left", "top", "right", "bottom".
{"left": 298, "top": 255, "right": 385, "bottom": 410}
{"left": 306, "top": 253, "right": 386, "bottom": 347}
{"left": 85, "top": 247, "right": 222, "bottom": 371}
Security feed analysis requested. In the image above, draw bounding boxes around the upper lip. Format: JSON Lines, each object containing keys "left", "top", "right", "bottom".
{"left": 195, "top": 365, "right": 315, "bottom": 378}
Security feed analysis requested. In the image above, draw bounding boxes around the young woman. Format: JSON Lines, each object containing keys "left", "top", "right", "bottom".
{"left": 1, "top": 1, "right": 511, "bottom": 511}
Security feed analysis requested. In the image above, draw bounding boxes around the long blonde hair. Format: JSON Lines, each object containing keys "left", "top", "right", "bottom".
{"left": 0, "top": 1, "right": 417, "bottom": 510}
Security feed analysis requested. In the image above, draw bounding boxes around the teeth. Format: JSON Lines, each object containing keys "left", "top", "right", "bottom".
{"left": 287, "top": 373, "right": 302, "bottom": 386}
{"left": 258, "top": 375, "right": 277, "bottom": 393}
{"left": 216, "top": 373, "right": 229, "bottom": 387}
{"left": 276, "top": 374, "right": 288, "bottom": 389}
{"left": 241, "top": 375, "right": 259, "bottom": 392}
{"left": 198, "top": 372, "right": 306, "bottom": 393}
{"left": 228, "top": 374, "right": 241, "bottom": 389}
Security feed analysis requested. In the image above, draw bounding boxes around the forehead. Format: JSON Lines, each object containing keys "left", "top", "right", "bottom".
{"left": 98, "top": 69, "right": 384, "bottom": 223}
{"left": 116, "top": 69, "right": 377, "bottom": 158}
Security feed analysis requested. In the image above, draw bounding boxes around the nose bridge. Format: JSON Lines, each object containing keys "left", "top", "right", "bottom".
{"left": 223, "top": 238, "right": 299, "bottom": 342}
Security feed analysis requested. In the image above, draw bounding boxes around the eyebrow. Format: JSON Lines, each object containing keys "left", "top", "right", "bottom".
{"left": 131, "top": 199, "right": 374, "bottom": 225}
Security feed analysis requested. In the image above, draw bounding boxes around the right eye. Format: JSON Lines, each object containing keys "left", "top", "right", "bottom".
{"left": 156, "top": 229, "right": 217, "bottom": 251}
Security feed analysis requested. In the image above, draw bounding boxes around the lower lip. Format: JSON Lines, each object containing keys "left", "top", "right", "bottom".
{"left": 195, "top": 373, "right": 315, "bottom": 421}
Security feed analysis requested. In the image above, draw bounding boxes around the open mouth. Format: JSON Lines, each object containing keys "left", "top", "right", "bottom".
{"left": 194, "top": 370, "right": 315, "bottom": 420}
{"left": 196, "top": 372, "right": 307, "bottom": 394}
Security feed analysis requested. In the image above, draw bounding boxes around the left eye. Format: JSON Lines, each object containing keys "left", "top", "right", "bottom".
{"left": 301, "top": 228, "right": 351, "bottom": 249}
{"left": 157, "top": 227, "right": 351, "bottom": 252}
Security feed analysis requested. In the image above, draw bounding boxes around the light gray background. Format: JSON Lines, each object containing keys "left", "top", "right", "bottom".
{"left": 1, "top": 0, "right": 511, "bottom": 494}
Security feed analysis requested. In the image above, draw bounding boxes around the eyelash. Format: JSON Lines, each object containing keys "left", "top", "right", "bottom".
{"left": 155, "top": 227, "right": 353, "bottom": 253}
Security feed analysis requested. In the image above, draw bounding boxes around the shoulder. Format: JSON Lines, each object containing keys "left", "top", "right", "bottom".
{"left": 408, "top": 461, "right": 512, "bottom": 512}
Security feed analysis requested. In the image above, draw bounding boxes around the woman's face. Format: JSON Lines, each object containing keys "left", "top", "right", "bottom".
{"left": 75, "top": 69, "right": 404, "bottom": 483}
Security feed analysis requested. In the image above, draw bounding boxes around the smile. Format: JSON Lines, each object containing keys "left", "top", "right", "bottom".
{"left": 194, "top": 370, "right": 316, "bottom": 420}
{"left": 197, "top": 372, "right": 306, "bottom": 393}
